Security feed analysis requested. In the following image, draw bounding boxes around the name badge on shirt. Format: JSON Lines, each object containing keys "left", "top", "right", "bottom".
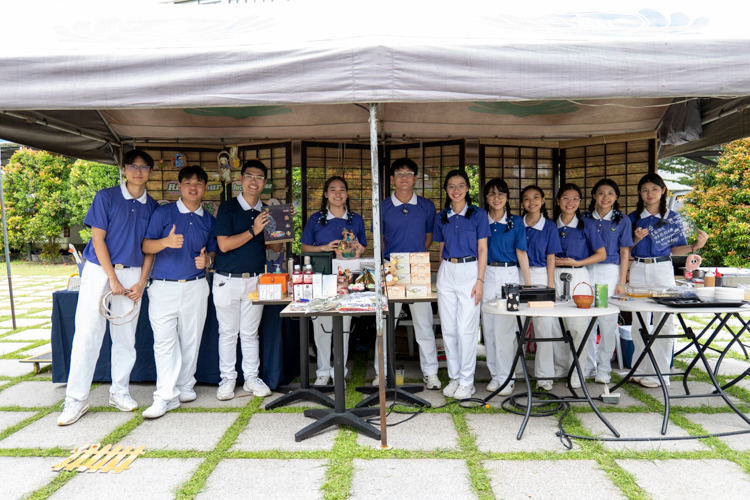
{"left": 402, "top": 208, "right": 409, "bottom": 214}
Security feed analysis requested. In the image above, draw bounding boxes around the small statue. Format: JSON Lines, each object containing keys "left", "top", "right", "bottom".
{"left": 336, "top": 229, "right": 359, "bottom": 259}
{"left": 217, "top": 151, "right": 233, "bottom": 201}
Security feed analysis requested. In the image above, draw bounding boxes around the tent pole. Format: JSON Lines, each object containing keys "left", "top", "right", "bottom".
{"left": 369, "top": 103, "right": 387, "bottom": 448}
{"left": 0, "top": 148, "right": 16, "bottom": 330}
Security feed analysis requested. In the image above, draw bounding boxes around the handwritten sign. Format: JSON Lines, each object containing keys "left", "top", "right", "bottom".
{"left": 648, "top": 220, "right": 683, "bottom": 251}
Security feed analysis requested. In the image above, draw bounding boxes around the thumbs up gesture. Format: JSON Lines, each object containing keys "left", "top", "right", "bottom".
{"left": 195, "top": 247, "right": 208, "bottom": 270}
{"left": 164, "top": 224, "right": 184, "bottom": 249}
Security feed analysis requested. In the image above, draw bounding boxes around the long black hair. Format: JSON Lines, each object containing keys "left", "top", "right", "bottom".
{"left": 633, "top": 173, "right": 668, "bottom": 228}
{"left": 317, "top": 176, "right": 353, "bottom": 226}
{"left": 483, "top": 178, "right": 514, "bottom": 231}
{"left": 439, "top": 169, "right": 476, "bottom": 224}
{"left": 553, "top": 183, "right": 585, "bottom": 230}
{"left": 520, "top": 185, "right": 549, "bottom": 220}
{"left": 586, "top": 178, "right": 624, "bottom": 225}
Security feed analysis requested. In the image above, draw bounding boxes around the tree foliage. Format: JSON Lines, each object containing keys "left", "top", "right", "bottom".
{"left": 69, "top": 159, "right": 120, "bottom": 243}
{"left": 682, "top": 139, "right": 750, "bottom": 267}
{"left": 657, "top": 156, "right": 703, "bottom": 186}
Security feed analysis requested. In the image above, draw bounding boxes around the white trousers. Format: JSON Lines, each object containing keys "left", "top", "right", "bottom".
{"left": 629, "top": 260, "right": 676, "bottom": 385}
{"left": 551, "top": 267, "right": 592, "bottom": 377}
{"left": 437, "top": 260, "right": 480, "bottom": 386}
{"left": 585, "top": 263, "right": 621, "bottom": 376}
{"left": 481, "top": 265, "right": 521, "bottom": 385}
{"left": 522, "top": 267, "right": 555, "bottom": 380}
{"left": 66, "top": 262, "right": 143, "bottom": 402}
{"left": 149, "top": 279, "right": 209, "bottom": 402}
{"left": 213, "top": 274, "right": 264, "bottom": 382}
{"left": 374, "top": 302, "right": 437, "bottom": 377}
{"left": 313, "top": 316, "right": 351, "bottom": 378}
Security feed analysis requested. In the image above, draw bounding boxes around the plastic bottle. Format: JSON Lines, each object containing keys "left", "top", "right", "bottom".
{"left": 292, "top": 265, "right": 303, "bottom": 285}
{"left": 304, "top": 264, "right": 314, "bottom": 284}
{"left": 705, "top": 271, "right": 715, "bottom": 287}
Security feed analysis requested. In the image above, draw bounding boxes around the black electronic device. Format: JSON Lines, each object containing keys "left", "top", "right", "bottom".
{"left": 501, "top": 284, "right": 556, "bottom": 303}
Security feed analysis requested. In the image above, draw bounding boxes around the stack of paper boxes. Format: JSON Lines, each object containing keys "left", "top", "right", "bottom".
{"left": 387, "top": 252, "right": 431, "bottom": 298}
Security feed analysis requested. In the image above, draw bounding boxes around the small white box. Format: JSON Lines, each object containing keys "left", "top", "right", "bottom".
{"left": 390, "top": 253, "right": 410, "bottom": 264}
{"left": 332, "top": 259, "right": 376, "bottom": 273}
{"left": 312, "top": 273, "right": 323, "bottom": 299}
{"left": 259, "top": 284, "right": 283, "bottom": 300}
{"left": 409, "top": 252, "right": 430, "bottom": 264}
{"left": 410, "top": 272, "right": 431, "bottom": 285}
{"left": 406, "top": 284, "right": 429, "bottom": 298}
{"left": 293, "top": 284, "right": 313, "bottom": 301}
{"left": 396, "top": 273, "right": 411, "bottom": 284}
{"left": 410, "top": 262, "right": 430, "bottom": 273}
{"left": 394, "top": 262, "right": 411, "bottom": 273}
{"left": 322, "top": 275, "right": 338, "bottom": 298}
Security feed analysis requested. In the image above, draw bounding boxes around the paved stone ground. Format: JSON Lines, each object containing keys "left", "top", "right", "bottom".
{"left": 0, "top": 276, "right": 750, "bottom": 499}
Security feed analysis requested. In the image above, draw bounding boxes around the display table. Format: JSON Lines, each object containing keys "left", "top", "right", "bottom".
{"left": 279, "top": 305, "right": 387, "bottom": 442}
{"left": 50, "top": 289, "right": 300, "bottom": 390}
{"left": 612, "top": 298, "right": 750, "bottom": 434}
{"left": 481, "top": 300, "right": 621, "bottom": 440}
{"left": 355, "top": 293, "right": 436, "bottom": 408}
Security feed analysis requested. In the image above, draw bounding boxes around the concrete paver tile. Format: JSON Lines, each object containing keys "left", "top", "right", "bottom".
{"left": 125, "top": 412, "right": 237, "bottom": 451}
{"left": 0, "top": 411, "right": 134, "bottom": 449}
{"left": 0, "top": 381, "right": 66, "bottom": 408}
{"left": 0, "top": 457, "right": 60, "bottom": 500}
{"left": 232, "top": 413, "right": 337, "bottom": 452}
{"left": 356, "top": 413, "right": 459, "bottom": 450}
{"left": 466, "top": 413, "right": 577, "bottom": 453}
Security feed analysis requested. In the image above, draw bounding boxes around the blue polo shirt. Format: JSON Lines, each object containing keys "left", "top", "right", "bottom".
{"left": 145, "top": 199, "right": 219, "bottom": 280}
{"left": 556, "top": 216, "right": 605, "bottom": 261}
{"left": 582, "top": 210, "right": 633, "bottom": 265}
{"left": 524, "top": 215, "right": 562, "bottom": 268}
{"left": 82, "top": 184, "right": 159, "bottom": 268}
{"left": 487, "top": 213, "right": 527, "bottom": 263}
{"left": 433, "top": 205, "right": 491, "bottom": 259}
{"left": 212, "top": 195, "right": 267, "bottom": 275}
{"left": 629, "top": 209, "right": 688, "bottom": 258}
{"left": 301, "top": 210, "right": 368, "bottom": 248}
{"left": 377, "top": 193, "right": 436, "bottom": 259}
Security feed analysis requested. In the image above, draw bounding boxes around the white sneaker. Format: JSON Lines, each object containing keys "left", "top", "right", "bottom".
{"left": 499, "top": 383, "right": 514, "bottom": 396}
{"left": 371, "top": 377, "right": 381, "bottom": 386}
{"left": 569, "top": 373, "right": 581, "bottom": 389}
{"left": 217, "top": 379, "right": 236, "bottom": 401}
{"left": 423, "top": 374, "right": 441, "bottom": 390}
{"left": 109, "top": 392, "right": 137, "bottom": 411}
{"left": 314, "top": 375, "right": 331, "bottom": 386}
{"left": 537, "top": 380, "right": 553, "bottom": 391}
{"left": 143, "top": 398, "right": 180, "bottom": 419}
{"left": 244, "top": 377, "right": 272, "bottom": 397}
{"left": 486, "top": 380, "right": 501, "bottom": 392}
{"left": 178, "top": 389, "right": 197, "bottom": 403}
{"left": 443, "top": 379, "right": 460, "bottom": 397}
{"left": 595, "top": 372, "right": 611, "bottom": 384}
{"left": 453, "top": 384, "right": 476, "bottom": 399}
{"left": 58, "top": 397, "right": 89, "bottom": 426}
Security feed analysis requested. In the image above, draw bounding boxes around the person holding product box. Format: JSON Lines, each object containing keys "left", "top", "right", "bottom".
{"left": 434, "top": 170, "right": 490, "bottom": 399}
{"left": 301, "top": 176, "right": 367, "bottom": 386}
{"left": 373, "top": 158, "right": 441, "bottom": 390}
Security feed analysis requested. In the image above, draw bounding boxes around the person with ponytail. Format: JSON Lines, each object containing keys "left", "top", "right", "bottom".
{"left": 520, "top": 185, "right": 561, "bottom": 391}
{"left": 300, "top": 176, "right": 367, "bottom": 386}
{"left": 552, "top": 183, "right": 606, "bottom": 389}
{"left": 628, "top": 173, "right": 708, "bottom": 388}
{"left": 433, "top": 170, "right": 490, "bottom": 400}
{"left": 581, "top": 179, "right": 633, "bottom": 384}
{"left": 481, "top": 179, "right": 530, "bottom": 395}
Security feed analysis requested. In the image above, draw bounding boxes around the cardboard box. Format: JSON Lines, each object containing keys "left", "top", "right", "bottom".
{"left": 259, "top": 273, "right": 288, "bottom": 294}
{"left": 322, "top": 275, "right": 338, "bottom": 298}
{"left": 394, "top": 262, "right": 411, "bottom": 273}
{"left": 312, "top": 273, "right": 323, "bottom": 299}
{"left": 409, "top": 252, "right": 430, "bottom": 264}
{"left": 258, "top": 284, "right": 285, "bottom": 300}
{"left": 410, "top": 272, "right": 431, "bottom": 285}
{"left": 332, "top": 258, "right": 376, "bottom": 273}
{"left": 396, "top": 273, "right": 411, "bottom": 284}
{"left": 406, "top": 284, "right": 429, "bottom": 298}
{"left": 390, "top": 253, "right": 410, "bottom": 264}
{"left": 387, "top": 285, "right": 406, "bottom": 299}
{"left": 410, "top": 262, "right": 430, "bottom": 273}
{"left": 293, "top": 284, "right": 313, "bottom": 301}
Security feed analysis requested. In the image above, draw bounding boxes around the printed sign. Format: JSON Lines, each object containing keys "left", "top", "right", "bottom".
{"left": 262, "top": 203, "right": 294, "bottom": 244}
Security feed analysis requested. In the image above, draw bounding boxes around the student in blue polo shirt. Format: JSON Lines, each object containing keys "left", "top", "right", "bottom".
{"left": 141, "top": 166, "right": 218, "bottom": 418}
{"left": 301, "top": 176, "right": 367, "bottom": 386}
{"left": 481, "top": 179, "right": 530, "bottom": 396}
{"left": 372, "top": 158, "right": 440, "bottom": 390}
{"left": 582, "top": 179, "right": 633, "bottom": 384}
{"left": 434, "top": 170, "right": 490, "bottom": 400}
{"left": 628, "top": 173, "right": 708, "bottom": 388}
{"left": 212, "top": 160, "right": 283, "bottom": 400}
{"left": 551, "top": 183, "right": 606, "bottom": 389}
{"left": 58, "top": 149, "right": 159, "bottom": 426}
{"left": 520, "top": 185, "right": 561, "bottom": 391}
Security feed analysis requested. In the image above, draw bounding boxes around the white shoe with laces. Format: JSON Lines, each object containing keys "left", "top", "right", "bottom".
{"left": 537, "top": 380, "right": 553, "bottom": 391}
{"left": 486, "top": 380, "right": 501, "bottom": 392}
{"left": 595, "top": 372, "right": 611, "bottom": 384}
{"left": 443, "top": 379, "right": 460, "bottom": 397}
{"left": 453, "top": 384, "right": 476, "bottom": 400}
{"left": 569, "top": 373, "right": 582, "bottom": 389}
{"left": 499, "top": 383, "right": 514, "bottom": 396}
{"left": 178, "top": 389, "right": 197, "bottom": 403}
{"left": 143, "top": 397, "right": 180, "bottom": 419}
{"left": 58, "top": 397, "right": 89, "bottom": 426}
{"left": 423, "top": 374, "right": 441, "bottom": 390}
{"left": 109, "top": 392, "right": 137, "bottom": 411}
{"left": 244, "top": 377, "right": 272, "bottom": 397}
{"left": 216, "top": 379, "right": 236, "bottom": 401}
{"left": 314, "top": 375, "right": 331, "bottom": 386}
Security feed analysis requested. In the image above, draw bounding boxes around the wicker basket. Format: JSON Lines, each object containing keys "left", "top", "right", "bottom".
{"left": 572, "top": 282, "right": 594, "bottom": 309}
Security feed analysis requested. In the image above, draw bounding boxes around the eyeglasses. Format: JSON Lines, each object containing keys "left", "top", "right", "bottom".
{"left": 560, "top": 197, "right": 581, "bottom": 203}
{"left": 447, "top": 184, "right": 467, "bottom": 192}
{"left": 394, "top": 172, "right": 416, "bottom": 178}
{"left": 126, "top": 164, "right": 151, "bottom": 173}
{"left": 486, "top": 193, "right": 507, "bottom": 199}
{"left": 242, "top": 174, "right": 266, "bottom": 182}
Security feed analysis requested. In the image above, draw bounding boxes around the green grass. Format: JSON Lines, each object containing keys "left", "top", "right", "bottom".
{"left": 0, "top": 262, "right": 77, "bottom": 278}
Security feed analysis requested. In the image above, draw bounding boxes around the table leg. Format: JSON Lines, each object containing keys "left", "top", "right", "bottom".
{"left": 678, "top": 312, "right": 731, "bottom": 395}
{"left": 674, "top": 314, "right": 719, "bottom": 357}
{"left": 713, "top": 313, "right": 750, "bottom": 379}
{"left": 266, "top": 317, "right": 335, "bottom": 410}
{"left": 515, "top": 316, "right": 535, "bottom": 440}
{"left": 610, "top": 312, "right": 670, "bottom": 393}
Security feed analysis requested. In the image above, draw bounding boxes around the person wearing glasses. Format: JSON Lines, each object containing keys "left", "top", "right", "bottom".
{"left": 141, "top": 166, "right": 218, "bottom": 418}
{"left": 434, "top": 170, "right": 490, "bottom": 400}
{"left": 212, "top": 160, "right": 282, "bottom": 400}
{"left": 372, "top": 158, "right": 441, "bottom": 390}
{"left": 58, "top": 150, "right": 159, "bottom": 426}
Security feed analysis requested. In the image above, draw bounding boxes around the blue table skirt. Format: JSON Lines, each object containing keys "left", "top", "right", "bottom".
{"left": 51, "top": 289, "right": 300, "bottom": 390}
